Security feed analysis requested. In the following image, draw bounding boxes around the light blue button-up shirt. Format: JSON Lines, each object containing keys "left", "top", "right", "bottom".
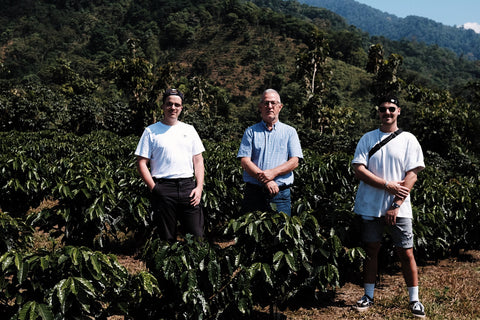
{"left": 237, "top": 121, "right": 303, "bottom": 186}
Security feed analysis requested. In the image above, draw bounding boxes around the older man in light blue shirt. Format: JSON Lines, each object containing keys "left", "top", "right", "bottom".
{"left": 237, "top": 89, "right": 303, "bottom": 216}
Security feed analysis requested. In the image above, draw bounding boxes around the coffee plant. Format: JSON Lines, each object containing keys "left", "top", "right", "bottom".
{"left": 0, "top": 246, "right": 160, "bottom": 319}
{"left": 202, "top": 140, "right": 244, "bottom": 238}
{"left": 413, "top": 151, "right": 480, "bottom": 260}
{"left": 1, "top": 129, "right": 479, "bottom": 318}
{"left": 1, "top": 131, "right": 150, "bottom": 248}
{"left": 143, "top": 235, "right": 252, "bottom": 319}
{"left": 0, "top": 211, "right": 33, "bottom": 254}
{"left": 223, "top": 211, "right": 359, "bottom": 310}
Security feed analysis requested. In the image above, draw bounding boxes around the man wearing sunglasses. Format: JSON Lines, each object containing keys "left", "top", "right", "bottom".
{"left": 351, "top": 95, "right": 426, "bottom": 318}
{"left": 237, "top": 89, "right": 303, "bottom": 216}
{"left": 135, "top": 88, "right": 205, "bottom": 241}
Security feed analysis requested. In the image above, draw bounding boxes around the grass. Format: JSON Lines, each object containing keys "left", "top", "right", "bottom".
{"left": 269, "top": 250, "right": 480, "bottom": 319}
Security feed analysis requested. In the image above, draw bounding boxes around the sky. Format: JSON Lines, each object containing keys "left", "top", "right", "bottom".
{"left": 354, "top": 0, "right": 480, "bottom": 30}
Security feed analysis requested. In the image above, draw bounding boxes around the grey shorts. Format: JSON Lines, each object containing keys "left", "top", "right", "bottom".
{"left": 361, "top": 217, "right": 414, "bottom": 248}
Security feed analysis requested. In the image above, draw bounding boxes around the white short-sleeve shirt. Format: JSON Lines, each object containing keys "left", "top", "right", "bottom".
{"left": 352, "top": 129, "right": 425, "bottom": 219}
{"left": 135, "top": 121, "right": 205, "bottom": 179}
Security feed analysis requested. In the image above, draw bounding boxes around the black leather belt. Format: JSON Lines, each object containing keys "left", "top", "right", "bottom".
{"left": 246, "top": 182, "right": 291, "bottom": 191}
{"left": 153, "top": 177, "right": 193, "bottom": 183}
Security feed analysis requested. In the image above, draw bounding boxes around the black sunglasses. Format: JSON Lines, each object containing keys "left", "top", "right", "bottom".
{"left": 378, "top": 106, "right": 397, "bottom": 113}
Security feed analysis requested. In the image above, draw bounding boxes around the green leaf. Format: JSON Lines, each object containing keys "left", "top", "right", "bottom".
{"left": 81, "top": 188, "right": 91, "bottom": 199}
{"left": 237, "top": 297, "right": 249, "bottom": 314}
{"left": 73, "top": 277, "right": 96, "bottom": 297}
{"left": 1, "top": 253, "right": 14, "bottom": 271}
{"left": 70, "top": 247, "right": 80, "bottom": 265}
{"left": 207, "top": 261, "right": 221, "bottom": 289}
{"left": 273, "top": 251, "right": 284, "bottom": 270}
{"left": 17, "top": 301, "right": 34, "bottom": 320}
{"left": 56, "top": 278, "right": 72, "bottom": 313}
{"left": 37, "top": 303, "right": 54, "bottom": 320}
{"left": 70, "top": 277, "right": 78, "bottom": 295}
{"left": 137, "top": 271, "right": 159, "bottom": 296}
{"left": 285, "top": 251, "right": 297, "bottom": 271}
{"left": 247, "top": 222, "right": 254, "bottom": 236}
{"left": 89, "top": 254, "right": 102, "bottom": 278}
{"left": 14, "top": 251, "right": 22, "bottom": 270}
{"left": 17, "top": 260, "right": 28, "bottom": 284}
{"left": 261, "top": 263, "right": 273, "bottom": 286}
{"left": 273, "top": 251, "right": 284, "bottom": 263}
{"left": 40, "top": 256, "right": 50, "bottom": 271}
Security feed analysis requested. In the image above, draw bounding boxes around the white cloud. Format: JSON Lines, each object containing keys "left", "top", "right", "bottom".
{"left": 462, "top": 22, "right": 480, "bottom": 33}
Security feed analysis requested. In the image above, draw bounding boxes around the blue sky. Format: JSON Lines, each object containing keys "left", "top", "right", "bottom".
{"left": 354, "top": 0, "right": 480, "bottom": 27}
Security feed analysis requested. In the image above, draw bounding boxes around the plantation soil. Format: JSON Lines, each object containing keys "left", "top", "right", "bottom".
{"left": 115, "top": 250, "right": 480, "bottom": 320}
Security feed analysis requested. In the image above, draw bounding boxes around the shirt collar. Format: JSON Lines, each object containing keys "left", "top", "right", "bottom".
{"left": 261, "top": 120, "right": 280, "bottom": 131}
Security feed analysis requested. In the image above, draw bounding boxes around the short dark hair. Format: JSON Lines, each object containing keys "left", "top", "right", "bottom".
{"left": 162, "top": 88, "right": 184, "bottom": 103}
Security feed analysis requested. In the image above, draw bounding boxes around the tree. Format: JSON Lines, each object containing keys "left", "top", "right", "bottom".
{"left": 295, "top": 30, "right": 330, "bottom": 99}
{"left": 366, "top": 43, "right": 384, "bottom": 75}
{"left": 103, "top": 39, "right": 174, "bottom": 132}
{"left": 46, "top": 59, "right": 96, "bottom": 96}
{"left": 372, "top": 53, "right": 403, "bottom": 99}
{"left": 295, "top": 30, "right": 333, "bottom": 129}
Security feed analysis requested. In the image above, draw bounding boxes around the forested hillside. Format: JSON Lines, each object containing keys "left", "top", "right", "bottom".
{"left": 1, "top": 0, "right": 480, "bottom": 319}
{"left": 2, "top": 0, "right": 480, "bottom": 133}
{"left": 300, "top": 0, "right": 480, "bottom": 60}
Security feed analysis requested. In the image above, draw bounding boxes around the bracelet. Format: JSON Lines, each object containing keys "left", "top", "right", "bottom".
{"left": 384, "top": 180, "right": 389, "bottom": 189}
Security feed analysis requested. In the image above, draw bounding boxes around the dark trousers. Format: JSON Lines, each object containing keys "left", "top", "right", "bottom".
{"left": 241, "top": 183, "right": 292, "bottom": 216}
{"left": 151, "top": 178, "right": 204, "bottom": 241}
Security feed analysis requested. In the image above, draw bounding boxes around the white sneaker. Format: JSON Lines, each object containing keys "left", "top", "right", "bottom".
{"left": 354, "top": 295, "right": 373, "bottom": 312}
{"left": 410, "top": 301, "right": 426, "bottom": 318}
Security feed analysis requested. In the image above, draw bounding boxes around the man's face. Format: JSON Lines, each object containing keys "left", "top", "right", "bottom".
{"left": 162, "top": 95, "right": 183, "bottom": 120}
{"left": 259, "top": 91, "right": 283, "bottom": 124}
{"left": 378, "top": 102, "right": 400, "bottom": 125}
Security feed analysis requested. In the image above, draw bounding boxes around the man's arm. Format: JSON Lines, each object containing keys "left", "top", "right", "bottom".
{"left": 257, "top": 157, "right": 299, "bottom": 183}
{"left": 240, "top": 157, "right": 262, "bottom": 181}
{"left": 240, "top": 157, "right": 299, "bottom": 184}
{"left": 384, "top": 167, "right": 422, "bottom": 225}
{"left": 392, "top": 167, "right": 421, "bottom": 205}
{"left": 190, "top": 153, "right": 204, "bottom": 206}
{"left": 136, "top": 156, "right": 155, "bottom": 191}
{"left": 353, "top": 163, "right": 410, "bottom": 199}
{"left": 240, "top": 156, "right": 299, "bottom": 196}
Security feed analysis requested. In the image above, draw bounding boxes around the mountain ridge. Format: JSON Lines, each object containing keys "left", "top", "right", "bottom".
{"left": 299, "top": 0, "right": 480, "bottom": 60}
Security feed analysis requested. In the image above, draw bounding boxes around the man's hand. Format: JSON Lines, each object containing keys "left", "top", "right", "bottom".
{"left": 189, "top": 186, "right": 203, "bottom": 207}
{"left": 264, "top": 180, "right": 279, "bottom": 196}
{"left": 152, "top": 183, "right": 161, "bottom": 195}
{"left": 256, "top": 169, "right": 276, "bottom": 184}
{"left": 385, "top": 207, "right": 399, "bottom": 225}
{"left": 385, "top": 180, "right": 410, "bottom": 199}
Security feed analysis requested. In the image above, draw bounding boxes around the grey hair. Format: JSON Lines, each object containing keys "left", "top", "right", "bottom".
{"left": 261, "top": 89, "right": 282, "bottom": 104}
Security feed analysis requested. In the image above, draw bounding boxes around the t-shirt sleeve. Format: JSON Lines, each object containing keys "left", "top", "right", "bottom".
{"left": 352, "top": 135, "right": 369, "bottom": 166}
{"left": 405, "top": 135, "right": 425, "bottom": 172}
{"left": 191, "top": 127, "right": 205, "bottom": 155}
{"left": 134, "top": 129, "right": 151, "bottom": 159}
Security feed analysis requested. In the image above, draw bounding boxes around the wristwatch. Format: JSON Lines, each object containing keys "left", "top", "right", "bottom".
{"left": 390, "top": 203, "right": 401, "bottom": 209}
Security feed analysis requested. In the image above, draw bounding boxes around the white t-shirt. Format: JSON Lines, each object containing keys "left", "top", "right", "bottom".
{"left": 135, "top": 121, "right": 205, "bottom": 179}
{"left": 352, "top": 129, "right": 425, "bottom": 219}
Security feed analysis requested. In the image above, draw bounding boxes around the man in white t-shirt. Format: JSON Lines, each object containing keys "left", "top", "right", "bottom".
{"left": 351, "top": 95, "right": 426, "bottom": 318}
{"left": 135, "top": 88, "right": 205, "bottom": 241}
